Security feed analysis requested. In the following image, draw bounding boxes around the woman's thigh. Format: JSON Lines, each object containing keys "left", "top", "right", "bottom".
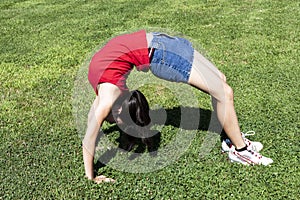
{"left": 188, "top": 50, "right": 227, "bottom": 101}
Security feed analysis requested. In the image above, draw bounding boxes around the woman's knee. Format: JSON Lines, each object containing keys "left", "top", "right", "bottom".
{"left": 213, "top": 83, "right": 233, "bottom": 103}
{"left": 221, "top": 73, "right": 227, "bottom": 82}
{"left": 224, "top": 84, "right": 234, "bottom": 102}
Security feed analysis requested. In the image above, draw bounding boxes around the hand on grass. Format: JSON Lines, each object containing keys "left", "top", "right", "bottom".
{"left": 93, "top": 175, "right": 115, "bottom": 184}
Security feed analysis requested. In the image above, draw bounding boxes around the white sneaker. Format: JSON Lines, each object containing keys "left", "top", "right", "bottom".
{"left": 221, "top": 131, "right": 263, "bottom": 153}
{"left": 228, "top": 146, "right": 273, "bottom": 166}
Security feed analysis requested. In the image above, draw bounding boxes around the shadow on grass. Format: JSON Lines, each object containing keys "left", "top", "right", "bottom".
{"left": 94, "top": 129, "right": 161, "bottom": 173}
{"left": 94, "top": 106, "right": 223, "bottom": 172}
{"left": 151, "top": 106, "right": 221, "bottom": 132}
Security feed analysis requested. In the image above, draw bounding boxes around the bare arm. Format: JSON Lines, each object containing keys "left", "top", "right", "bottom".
{"left": 82, "top": 83, "right": 122, "bottom": 181}
{"left": 82, "top": 98, "right": 109, "bottom": 179}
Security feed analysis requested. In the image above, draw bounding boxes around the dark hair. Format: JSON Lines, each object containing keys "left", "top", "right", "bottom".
{"left": 118, "top": 90, "right": 156, "bottom": 152}
{"left": 119, "top": 90, "right": 151, "bottom": 127}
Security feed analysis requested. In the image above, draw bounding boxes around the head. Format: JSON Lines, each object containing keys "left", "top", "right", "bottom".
{"left": 118, "top": 90, "right": 151, "bottom": 127}
{"left": 108, "top": 90, "right": 151, "bottom": 126}
{"left": 109, "top": 90, "right": 153, "bottom": 151}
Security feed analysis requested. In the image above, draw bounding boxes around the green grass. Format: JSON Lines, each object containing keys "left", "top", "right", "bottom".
{"left": 1, "top": 0, "right": 299, "bottom": 199}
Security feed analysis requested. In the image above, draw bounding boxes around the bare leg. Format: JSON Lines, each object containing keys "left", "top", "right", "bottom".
{"left": 188, "top": 50, "right": 246, "bottom": 149}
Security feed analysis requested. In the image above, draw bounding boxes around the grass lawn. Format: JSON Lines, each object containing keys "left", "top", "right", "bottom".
{"left": 1, "top": 0, "right": 299, "bottom": 199}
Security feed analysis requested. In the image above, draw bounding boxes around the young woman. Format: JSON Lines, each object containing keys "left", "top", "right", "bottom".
{"left": 83, "top": 30, "right": 273, "bottom": 183}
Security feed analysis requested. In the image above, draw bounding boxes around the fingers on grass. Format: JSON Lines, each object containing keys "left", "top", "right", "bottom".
{"left": 93, "top": 175, "right": 116, "bottom": 184}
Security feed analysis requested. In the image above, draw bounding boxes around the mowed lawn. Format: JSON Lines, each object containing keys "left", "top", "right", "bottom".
{"left": 0, "top": 0, "right": 299, "bottom": 199}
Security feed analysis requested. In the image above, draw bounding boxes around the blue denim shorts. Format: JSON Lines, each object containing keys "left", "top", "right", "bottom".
{"left": 149, "top": 32, "right": 194, "bottom": 83}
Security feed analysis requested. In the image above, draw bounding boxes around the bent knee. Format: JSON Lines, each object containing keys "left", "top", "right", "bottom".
{"left": 220, "top": 73, "right": 227, "bottom": 82}
{"left": 224, "top": 84, "right": 234, "bottom": 101}
{"left": 211, "top": 83, "right": 234, "bottom": 103}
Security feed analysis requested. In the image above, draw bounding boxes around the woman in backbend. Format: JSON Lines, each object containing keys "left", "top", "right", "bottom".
{"left": 83, "top": 30, "right": 273, "bottom": 183}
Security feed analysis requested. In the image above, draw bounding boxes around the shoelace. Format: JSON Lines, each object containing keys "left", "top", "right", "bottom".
{"left": 242, "top": 131, "right": 256, "bottom": 137}
{"left": 246, "top": 147, "right": 262, "bottom": 159}
{"left": 243, "top": 131, "right": 261, "bottom": 151}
